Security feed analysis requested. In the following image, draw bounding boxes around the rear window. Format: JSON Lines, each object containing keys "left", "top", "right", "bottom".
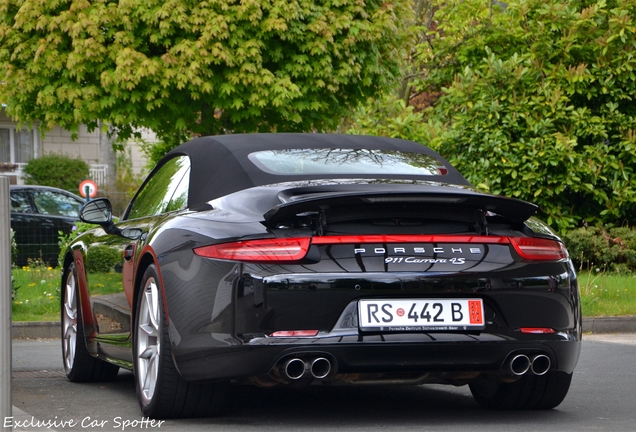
{"left": 248, "top": 149, "right": 448, "bottom": 176}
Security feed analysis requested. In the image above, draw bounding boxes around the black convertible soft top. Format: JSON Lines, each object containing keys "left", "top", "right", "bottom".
{"left": 163, "top": 133, "right": 470, "bottom": 209}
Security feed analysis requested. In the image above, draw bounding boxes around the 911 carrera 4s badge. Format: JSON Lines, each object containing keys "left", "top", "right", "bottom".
{"left": 342, "top": 243, "right": 495, "bottom": 272}
{"left": 383, "top": 256, "right": 467, "bottom": 264}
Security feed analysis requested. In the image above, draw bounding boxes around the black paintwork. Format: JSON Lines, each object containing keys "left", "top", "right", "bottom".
{"left": 62, "top": 134, "right": 581, "bottom": 390}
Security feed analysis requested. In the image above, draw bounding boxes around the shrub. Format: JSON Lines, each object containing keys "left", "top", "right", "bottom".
{"left": 86, "top": 245, "right": 121, "bottom": 273}
{"left": 563, "top": 226, "right": 636, "bottom": 273}
{"left": 22, "top": 153, "right": 90, "bottom": 193}
{"left": 404, "top": 0, "right": 636, "bottom": 233}
{"left": 345, "top": 96, "right": 445, "bottom": 149}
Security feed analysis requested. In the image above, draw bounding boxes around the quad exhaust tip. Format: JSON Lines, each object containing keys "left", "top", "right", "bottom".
{"left": 531, "top": 354, "right": 551, "bottom": 376}
{"left": 508, "top": 353, "right": 552, "bottom": 376}
{"left": 510, "top": 354, "right": 531, "bottom": 376}
{"left": 310, "top": 357, "right": 332, "bottom": 379}
{"left": 283, "top": 358, "right": 306, "bottom": 380}
{"left": 279, "top": 356, "right": 334, "bottom": 380}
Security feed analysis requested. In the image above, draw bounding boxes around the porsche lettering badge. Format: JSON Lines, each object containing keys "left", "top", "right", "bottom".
{"left": 350, "top": 243, "right": 485, "bottom": 268}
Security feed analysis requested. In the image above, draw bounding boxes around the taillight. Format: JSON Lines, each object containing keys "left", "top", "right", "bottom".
{"left": 194, "top": 235, "right": 567, "bottom": 263}
{"left": 194, "top": 237, "right": 310, "bottom": 262}
{"left": 310, "top": 234, "right": 510, "bottom": 245}
{"left": 509, "top": 237, "right": 568, "bottom": 261}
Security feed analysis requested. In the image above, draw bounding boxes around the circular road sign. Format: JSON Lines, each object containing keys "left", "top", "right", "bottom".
{"left": 79, "top": 179, "right": 98, "bottom": 198}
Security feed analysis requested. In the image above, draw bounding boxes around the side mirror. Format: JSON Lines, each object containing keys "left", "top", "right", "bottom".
{"left": 79, "top": 198, "right": 143, "bottom": 240}
{"left": 79, "top": 198, "right": 113, "bottom": 224}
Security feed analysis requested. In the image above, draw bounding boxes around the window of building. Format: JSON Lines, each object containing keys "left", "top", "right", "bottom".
{"left": 0, "top": 127, "right": 38, "bottom": 163}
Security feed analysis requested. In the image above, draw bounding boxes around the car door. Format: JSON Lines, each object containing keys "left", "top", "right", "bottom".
{"left": 85, "top": 156, "right": 191, "bottom": 360}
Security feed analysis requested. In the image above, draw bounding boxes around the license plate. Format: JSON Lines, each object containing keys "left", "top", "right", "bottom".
{"left": 358, "top": 298, "right": 485, "bottom": 332}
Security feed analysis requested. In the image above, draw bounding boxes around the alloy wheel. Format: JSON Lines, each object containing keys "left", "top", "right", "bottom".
{"left": 62, "top": 269, "right": 77, "bottom": 372}
{"left": 136, "top": 277, "right": 161, "bottom": 404}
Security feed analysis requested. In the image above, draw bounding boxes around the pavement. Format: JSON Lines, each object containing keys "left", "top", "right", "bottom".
{"left": 5, "top": 317, "right": 635, "bottom": 430}
{"left": 8, "top": 333, "right": 636, "bottom": 432}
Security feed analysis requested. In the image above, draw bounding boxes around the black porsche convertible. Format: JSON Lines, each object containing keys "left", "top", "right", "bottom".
{"left": 60, "top": 134, "right": 581, "bottom": 418}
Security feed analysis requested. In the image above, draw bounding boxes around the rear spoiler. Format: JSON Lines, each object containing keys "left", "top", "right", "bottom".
{"left": 263, "top": 185, "right": 538, "bottom": 224}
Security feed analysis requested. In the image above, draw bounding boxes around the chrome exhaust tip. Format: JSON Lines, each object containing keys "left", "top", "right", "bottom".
{"left": 531, "top": 354, "right": 551, "bottom": 376}
{"left": 509, "top": 354, "right": 531, "bottom": 376}
{"left": 310, "top": 357, "right": 332, "bottom": 379}
{"left": 283, "top": 358, "right": 306, "bottom": 380}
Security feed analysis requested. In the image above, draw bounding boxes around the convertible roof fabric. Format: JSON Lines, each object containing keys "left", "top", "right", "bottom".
{"left": 162, "top": 133, "right": 470, "bottom": 209}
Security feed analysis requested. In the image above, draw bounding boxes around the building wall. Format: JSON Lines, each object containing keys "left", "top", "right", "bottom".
{"left": 0, "top": 108, "right": 149, "bottom": 185}
{"left": 40, "top": 124, "right": 102, "bottom": 164}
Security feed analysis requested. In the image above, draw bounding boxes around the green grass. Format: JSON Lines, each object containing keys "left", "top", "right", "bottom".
{"left": 11, "top": 265, "right": 123, "bottom": 322}
{"left": 11, "top": 266, "right": 636, "bottom": 321}
{"left": 12, "top": 265, "right": 60, "bottom": 321}
{"left": 579, "top": 271, "right": 636, "bottom": 317}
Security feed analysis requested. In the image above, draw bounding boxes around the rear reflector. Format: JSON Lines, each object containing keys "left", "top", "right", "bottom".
{"left": 509, "top": 237, "right": 568, "bottom": 261}
{"left": 270, "top": 330, "right": 319, "bottom": 337}
{"left": 194, "top": 237, "right": 310, "bottom": 262}
{"left": 519, "top": 327, "right": 557, "bottom": 334}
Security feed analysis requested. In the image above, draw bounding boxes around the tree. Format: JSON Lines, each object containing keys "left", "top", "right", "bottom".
{"left": 0, "top": 0, "right": 410, "bottom": 155}
{"left": 348, "top": 0, "right": 636, "bottom": 233}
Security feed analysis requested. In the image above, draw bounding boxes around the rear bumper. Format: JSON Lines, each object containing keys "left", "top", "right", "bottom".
{"left": 172, "top": 331, "right": 581, "bottom": 382}
{"left": 162, "top": 260, "right": 581, "bottom": 383}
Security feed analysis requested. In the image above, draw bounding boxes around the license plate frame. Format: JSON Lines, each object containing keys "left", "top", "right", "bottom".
{"left": 358, "top": 298, "right": 485, "bottom": 332}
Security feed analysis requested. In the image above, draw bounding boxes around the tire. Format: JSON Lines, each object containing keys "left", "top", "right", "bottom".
{"left": 133, "top": 264, "right": 228, "bottom": 419}
{"left": 61, "top": 263, "right": 119, "bottom": 382}
{"left": 469, "top": 371, "right": 573, "bottom": 410}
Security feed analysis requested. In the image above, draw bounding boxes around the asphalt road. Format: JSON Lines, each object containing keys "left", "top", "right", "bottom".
{"left": 8, "top": 334, "right": 636, "bottom": 432}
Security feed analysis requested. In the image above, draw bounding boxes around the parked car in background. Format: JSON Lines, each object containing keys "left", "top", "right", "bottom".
{"left": 10, "top": 185, "right": 84, "bottom": 266}
{"left": 61, "top": 134, "right": 581, "bottom": 419}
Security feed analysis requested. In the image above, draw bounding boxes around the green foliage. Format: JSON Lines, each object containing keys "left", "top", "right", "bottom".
{"left": 10, "top": 227, "right": 17, "bottom": 265}
{"left": 563, "top": 226, "right": 636, "bottom": 273}
{"left": 345, "top": 95, "right": 445, "bottom": 149}
{"left": 58, "top": 220, "right": 123, "bottom": 272}
{"left": 57, "top": 221, "right": 97, "bottom": 267}
{"left": 0, "top": 0, "right": 410, "bottom": 155}
{"left": 10, "top": 228, "right": 18, "bottom": 299}
{"left": 86, "top": 245, "right": 121, "bottom": 273}
{"left": 140, "top": 138, "right": 173, "bottom": 170}
{"left": 22, "top": 153, "right": 89, "bottom": 192}
{"left": 412, "top": 0, "right": 636, "bottom": 232}
{"left": 102, "top": 145, "right": 145, "bottom": 215}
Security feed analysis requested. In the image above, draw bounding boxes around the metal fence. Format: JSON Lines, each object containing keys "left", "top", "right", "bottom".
{"left": 89, "top": 164, "right": 108, "bottom": 187}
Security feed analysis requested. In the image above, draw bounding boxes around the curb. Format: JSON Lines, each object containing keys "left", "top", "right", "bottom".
{"left": 11, "top": 316, "right": 636, "bottom": 339}
{"left": 12, "top": 321, "right": 60, "bottom": 339}
{"left": 582, "top": 316, "right": 636, "bottom": 334}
